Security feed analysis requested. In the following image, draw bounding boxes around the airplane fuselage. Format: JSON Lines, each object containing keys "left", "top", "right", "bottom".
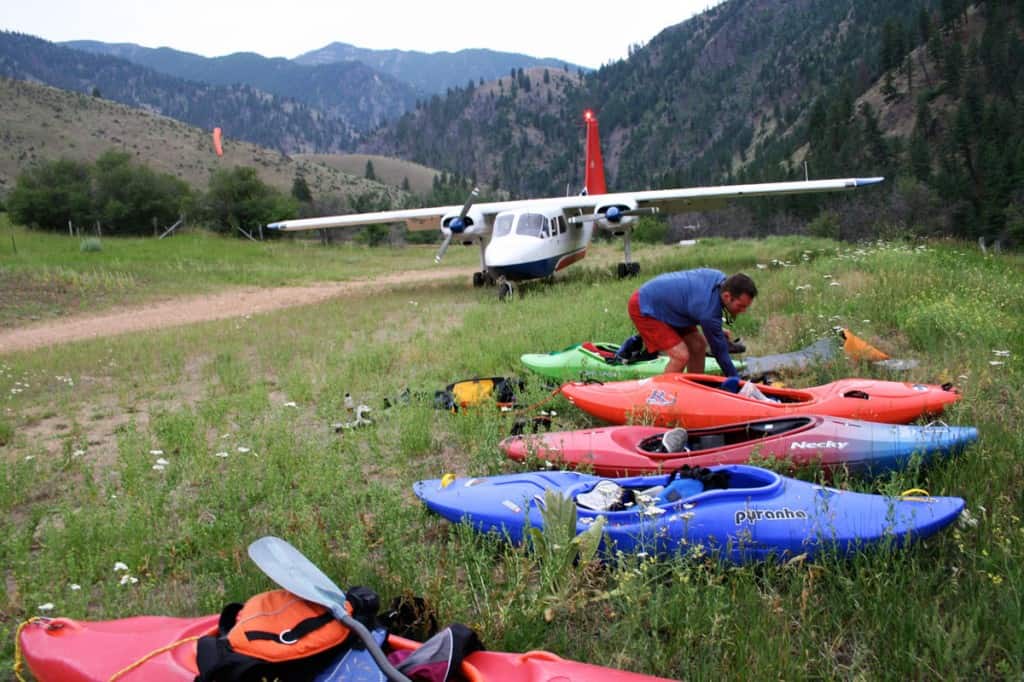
{"left": 482, "top": 207, "right": 594, "bottom": 281}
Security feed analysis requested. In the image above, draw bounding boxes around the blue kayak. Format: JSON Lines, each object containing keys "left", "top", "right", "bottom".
{"left": 413, "top": 465, "right": 964, "bottom": 563}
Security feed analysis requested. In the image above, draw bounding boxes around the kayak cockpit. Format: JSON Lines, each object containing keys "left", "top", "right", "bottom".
{"left": 681, "top": 375, "right": 815, "bottom": 404}
{"left": 636, "top": 417, "right": 814, "bottom": 457}
{"left": 570, "top": 465, "right": 783, "bottom": 514}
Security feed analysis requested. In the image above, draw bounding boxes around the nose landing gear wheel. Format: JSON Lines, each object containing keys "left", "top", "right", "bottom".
{"left": 617, "top": 262, "right": 641, "bottom": 278}
{"left": 498, "top": 280, "right": 515, "bottom": 301}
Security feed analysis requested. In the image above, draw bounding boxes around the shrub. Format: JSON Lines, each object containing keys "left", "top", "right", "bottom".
{"left": 632, "top": 216, "right": 669, "bottom": 244}
{"left": 807, "top": 210, "right": 841, "bottom": 240}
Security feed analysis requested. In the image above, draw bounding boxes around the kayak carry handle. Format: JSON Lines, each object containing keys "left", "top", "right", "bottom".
{"left": 517, "top": 650, "right": 567, "bottom": 663}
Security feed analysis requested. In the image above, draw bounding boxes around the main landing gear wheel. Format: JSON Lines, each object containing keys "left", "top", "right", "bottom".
{"left": 617, "top": 262, "right": 641, "bottom": 278}
{"left": 498, "top": 280, "right": 515, "bottom": 301}
{"left": 472, "top": 272, "right": 485, "bottom": 287}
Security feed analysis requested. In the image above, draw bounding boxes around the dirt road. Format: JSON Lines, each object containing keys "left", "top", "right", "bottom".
{"left": 0, "top": 266, "right": 474, "bottom": 354}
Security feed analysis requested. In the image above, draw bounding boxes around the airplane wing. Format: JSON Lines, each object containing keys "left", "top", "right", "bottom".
{"left": 266, "top": 177, "right": 883, "bottom": 232}
{"left": 559, "top": 177, "right": 886, "bottom": 226}
{"left": 623, "top": 176, "right": 884, "bottom": 213}
{"left": 267, "top": 206, "right": 455, "bottom": 232}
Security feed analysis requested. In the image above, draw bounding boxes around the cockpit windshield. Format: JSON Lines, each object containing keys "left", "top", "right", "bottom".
{"left": 494, "top": 214, "right": 514, "bottom": 237}
{"left": 516, "top": 213, "right": 549, "bottom": 238}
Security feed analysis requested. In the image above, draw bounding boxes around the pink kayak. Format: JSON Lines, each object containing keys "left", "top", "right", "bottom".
{"left": 17, "top": 615, "right": 677, "bottom": 681}
{"left": 500, "top": 416, "right": 977, "bottom": 477}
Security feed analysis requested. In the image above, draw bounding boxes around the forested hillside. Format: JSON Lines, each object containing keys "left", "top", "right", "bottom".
{"left": 64, "top": 41, "right": 421, "bottom": 130}
{"left": 362, "top": 0, "right": 1024, "bottom": 243}
{"left": 4, "top": 0, "right": 1023, "bottom": 243}
{"left": 294, "top": 42, "right": 583, "bottom": 94}
{"left": 364, "top": 0, "right": 945, "bottom": 194}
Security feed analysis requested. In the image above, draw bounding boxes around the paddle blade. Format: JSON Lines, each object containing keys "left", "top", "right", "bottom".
{"left": 248, "top": 536, "right": 347, "bottom": 618}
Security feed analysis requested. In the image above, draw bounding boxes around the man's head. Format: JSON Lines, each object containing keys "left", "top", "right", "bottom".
{"left": 721, "top": 273, "right": 757, "bottom": 318}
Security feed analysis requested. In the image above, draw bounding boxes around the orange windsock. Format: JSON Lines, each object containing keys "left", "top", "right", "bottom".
{"left": 840, "top": 328, "right": 891, "bottom": 362}
{"left": 212, "top": 127, "right": 223, "bottom": 156}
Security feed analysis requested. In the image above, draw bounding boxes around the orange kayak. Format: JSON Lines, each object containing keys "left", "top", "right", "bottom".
{"left": 17, "top": 615, "right": 677, "bottom": 682}
{"left": 560, "top": 374, "right": 960, "bottom": 427}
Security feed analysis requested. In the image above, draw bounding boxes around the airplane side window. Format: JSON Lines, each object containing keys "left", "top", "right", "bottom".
{"left": 494, "top": 214, "right": 514, "bottom": 237}
{"left": 517, "top": 213, "right": 545, "bottom": 238}
{"left": 556, "top": 216, "right": 567, "bottom": 234}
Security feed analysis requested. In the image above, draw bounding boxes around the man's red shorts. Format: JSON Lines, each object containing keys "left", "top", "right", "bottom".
{"left": 628, "top": 290, "right": 697, "bottom": 353}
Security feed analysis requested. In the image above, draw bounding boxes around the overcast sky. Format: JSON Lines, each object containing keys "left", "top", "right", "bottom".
{"left": 5, "top": 1, "right": 725, "bottom": 69}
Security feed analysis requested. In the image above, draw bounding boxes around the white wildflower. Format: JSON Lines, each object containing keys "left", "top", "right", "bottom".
{"left": 38, "top": 603, "right": 55, "bottom": 612}
{"left": 113, "top": 562, "right": 128, "bottom": 572}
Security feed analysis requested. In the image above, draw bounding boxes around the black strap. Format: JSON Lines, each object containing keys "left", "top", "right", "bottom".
{"left": 244, "top": 611, "right": 336, "bottom": 643}
{"left": 217, "top": 603, "right": 244, "bottom": 636}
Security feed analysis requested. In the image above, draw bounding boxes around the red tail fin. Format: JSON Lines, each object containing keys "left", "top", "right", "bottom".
{"left": 583, "top": 110, "right": 607, "bottom": 195}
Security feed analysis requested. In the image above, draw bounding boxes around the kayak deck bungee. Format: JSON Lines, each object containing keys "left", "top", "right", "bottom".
{"left": 500, "top": 416, "right": 978, "bottom": 476}
{"left": 559, "top": 373, "right": 961, "bottom": 427}
{"left": 16, "top": 615, "right": 677, "bottom": 682}
{"left": 520, "top": 342, "right": 739, "bottom": 382}
{"left": 414, "top": 465, "right": 965, "bottom": 563}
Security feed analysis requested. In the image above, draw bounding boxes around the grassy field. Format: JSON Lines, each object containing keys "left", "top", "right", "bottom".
{"left": 0, "top": 218, "right": 473, "bottom": 328}
{"left": 1, "top": 228, "right": 1022, "bottom": 680}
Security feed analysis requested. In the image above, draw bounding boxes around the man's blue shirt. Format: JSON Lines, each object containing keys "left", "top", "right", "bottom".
{"left": 637, "top": 268, "right": 737, "bottom": 377}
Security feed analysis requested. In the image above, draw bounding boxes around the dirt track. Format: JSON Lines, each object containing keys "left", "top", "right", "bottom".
{"left": 0, "top": 266, "right": 474, "bottom": 354}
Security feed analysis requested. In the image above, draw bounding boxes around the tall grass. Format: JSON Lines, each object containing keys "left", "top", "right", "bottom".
{"left": 0, "top": 235, "right": 1021, "bottom": 679}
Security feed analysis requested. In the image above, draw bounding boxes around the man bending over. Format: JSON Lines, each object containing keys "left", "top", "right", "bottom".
{"left": 627, "top": 268, "right": 756, "bottom": 391}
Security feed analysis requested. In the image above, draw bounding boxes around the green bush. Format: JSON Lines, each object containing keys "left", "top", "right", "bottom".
{"left": 8, "top": 152, "right": 192, "bottom": 235}
{"left": 205, "top": 167, "right": 297, "bottom": 237}
{"left": 807, "top": 210, "right": 841, "bottom": 240}
{"left": 632, "top": 216, "right": 668, "bottom": 243}
{"left": 8, "top": 158, "right": 93, "bottom": 230}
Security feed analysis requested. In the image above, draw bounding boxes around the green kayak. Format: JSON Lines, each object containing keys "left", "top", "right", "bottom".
{"left": 520, "top": 342, "right": 743, "bottom": 382}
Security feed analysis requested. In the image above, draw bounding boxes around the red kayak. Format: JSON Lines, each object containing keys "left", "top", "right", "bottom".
{"left": 559, "top": 374, "right": 960, "bottom": 428}
{"left": 17, "top": 615, "right": 676, "bottom": 682}
{"left": 500, "top": 416, "right": 978, "bottom": 477}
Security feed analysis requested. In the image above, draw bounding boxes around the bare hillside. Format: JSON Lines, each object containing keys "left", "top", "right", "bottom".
{"left": 0, "top": 77, "right": 403, "bottom": 203}
{"left": 298, "top": 153, "right": 440, "bottom": 195}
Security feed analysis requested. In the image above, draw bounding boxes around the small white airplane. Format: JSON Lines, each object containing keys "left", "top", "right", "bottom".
{"left": 268, "top": 110, "right": 883, "bottom": 299}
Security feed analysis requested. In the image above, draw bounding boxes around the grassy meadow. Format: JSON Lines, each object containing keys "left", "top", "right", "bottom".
{"left": 1, "top": 227, "right": 1022, "bottom": 680}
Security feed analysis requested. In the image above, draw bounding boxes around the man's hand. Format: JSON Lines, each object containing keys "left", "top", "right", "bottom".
{"left": 722, "top": 376, "right": 741, "bottom": 393}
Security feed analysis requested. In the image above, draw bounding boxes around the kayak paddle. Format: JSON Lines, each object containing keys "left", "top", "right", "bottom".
{"left": 247, "top": 536, "right": 411, "bottom": 682}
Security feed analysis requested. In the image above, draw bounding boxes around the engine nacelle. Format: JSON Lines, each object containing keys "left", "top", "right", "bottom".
{"left": 441, "top": 207, "right": 487, "bottom": 237}
{"left": 595, "top": 200, "right": 639, "bottom": 232}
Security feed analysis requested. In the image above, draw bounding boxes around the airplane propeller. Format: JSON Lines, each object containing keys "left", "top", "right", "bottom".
{"left": 435, "top": 187, "right": 480, "bottom": 263}
{"left": 568, "top": 206, "right": 659, "bottom": 225}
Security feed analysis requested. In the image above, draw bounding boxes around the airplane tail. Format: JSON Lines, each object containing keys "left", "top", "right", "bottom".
{"left": 583, "top": 110, "right": 607, "bottom": 196}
